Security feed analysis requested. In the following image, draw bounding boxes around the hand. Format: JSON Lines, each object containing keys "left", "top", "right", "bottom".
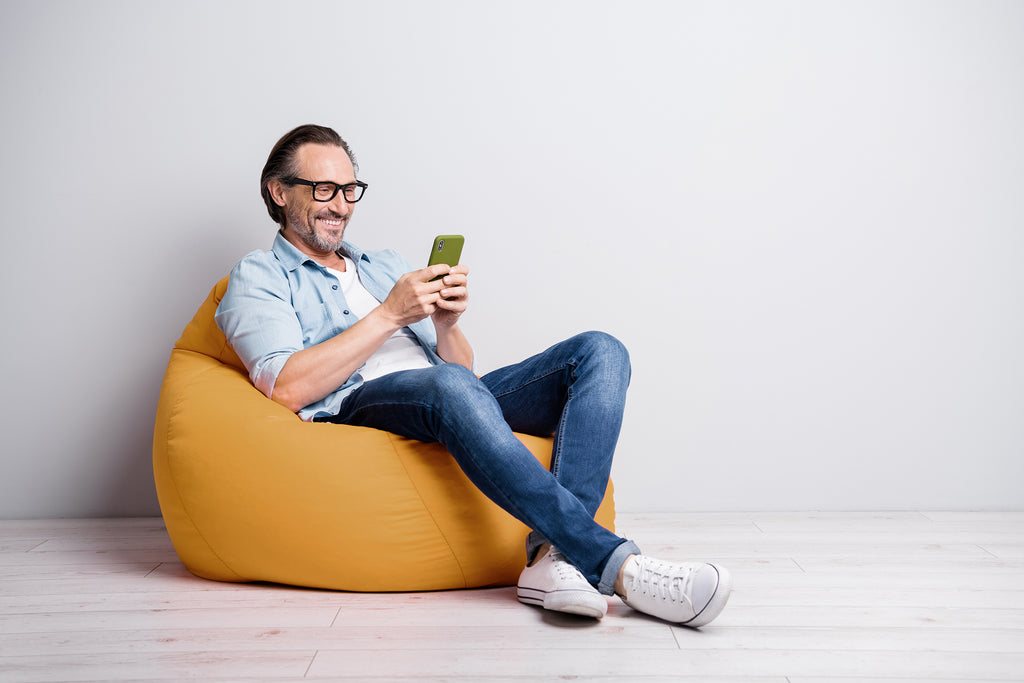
{"left": 377, "top": 264, "right": 461, "bottom": 328}
{"left": 431, "top": 264, "right": 469, "bottom": 330}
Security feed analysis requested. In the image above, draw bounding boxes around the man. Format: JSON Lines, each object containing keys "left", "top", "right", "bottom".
{"left": 216, "top": 124, "right": 732, "bottom": 626}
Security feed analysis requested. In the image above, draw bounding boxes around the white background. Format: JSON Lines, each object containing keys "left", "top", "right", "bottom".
{"left": 1, "top": 0, "right": 1021, "bottom": 518}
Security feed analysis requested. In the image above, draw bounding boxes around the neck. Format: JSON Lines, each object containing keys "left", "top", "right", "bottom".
{"left": 280, "top": 228, "right": 347, "bottom": 270}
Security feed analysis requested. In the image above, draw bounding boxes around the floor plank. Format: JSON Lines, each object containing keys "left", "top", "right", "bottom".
{"left": 0, "top": 512, "right": 1021, "bottom": 682}
{"left": 0, "top": 651, "right": 315, "bottom": 683}
{"left": 304, "top": 647, "right": 1024, "bottom": 680}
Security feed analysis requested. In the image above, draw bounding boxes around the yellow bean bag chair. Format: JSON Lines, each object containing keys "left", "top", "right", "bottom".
{"left": 153, "top": 277, "right": 615, "bottom": 591}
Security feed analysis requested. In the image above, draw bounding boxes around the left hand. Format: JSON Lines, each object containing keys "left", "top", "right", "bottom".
{"left": 431, "top": 264, "right": 469, "bottom": 329}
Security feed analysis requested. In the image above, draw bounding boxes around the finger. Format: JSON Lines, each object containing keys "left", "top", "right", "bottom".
{"left": 438, "top": 289, "right": 466, "bottom": 304}
{"left": 439, "top": 282, "right": 466, "bottom": 293}
{"left": 422, "top": 264, "right": 453, "bottom": 282}
{"left": 435, "top": 296, "right": 467, "bottom": 312}
{"left": 441, "top": 272, "right": 468, "bottom": 288}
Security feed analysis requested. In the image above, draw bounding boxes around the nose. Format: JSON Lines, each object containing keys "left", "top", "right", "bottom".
{"left": 328, "top": 192, "right": 353, "bottom": 216}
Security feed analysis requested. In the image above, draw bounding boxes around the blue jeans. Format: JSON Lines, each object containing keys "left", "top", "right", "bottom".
{"left": 319, "top": 330, "right": 641, "bottom": 594}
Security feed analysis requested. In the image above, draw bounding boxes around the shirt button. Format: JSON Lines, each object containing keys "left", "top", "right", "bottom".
{"left": 332, "top": 284, "right": 339, "bottom": 290}
{"left": 343, "top": 310, "right": 350, "bottom": 315}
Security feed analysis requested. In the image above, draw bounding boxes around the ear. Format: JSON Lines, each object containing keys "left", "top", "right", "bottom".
{"left": 267, "top": 179, "right": 288, "bottom": 208}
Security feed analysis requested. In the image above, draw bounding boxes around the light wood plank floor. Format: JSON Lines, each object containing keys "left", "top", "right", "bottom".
{"left": 1, "top": 512, "right": 1022, "bottom": 682}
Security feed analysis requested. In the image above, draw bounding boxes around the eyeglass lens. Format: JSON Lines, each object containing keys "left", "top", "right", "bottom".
{"left": 313, "top": 183, "right": 364, "bottom": 202}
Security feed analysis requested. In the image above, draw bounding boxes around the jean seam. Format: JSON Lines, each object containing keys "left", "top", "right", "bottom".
{"left": 487, "top": 359, "right": 577, "bottom": 400}
{"left": 441, "top": 412, "right": 543, "bottom": 535}
{"left": 549, "top": 362, "right": 578, "bottom": 481}
{"left": 346, "top": 396, "right": 541, "bottom": 534}
{"left": 343, "top": 374, "right": 557, "bottom": 526}
{"left": 489, "top": 359, "right": 578, "bottom": 481}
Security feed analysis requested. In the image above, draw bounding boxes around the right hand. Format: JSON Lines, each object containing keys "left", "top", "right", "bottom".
{"left": 377, "top": 264, "right": 452, "bottom": 328}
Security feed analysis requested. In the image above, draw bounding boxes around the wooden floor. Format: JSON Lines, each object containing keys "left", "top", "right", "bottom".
{"left": 1, "top": 512, "right": 1022, "bottom": 682}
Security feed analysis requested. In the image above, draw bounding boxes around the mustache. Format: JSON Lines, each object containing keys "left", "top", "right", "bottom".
{"left": 316, "top": 211, "right": 348, "bottom": 220}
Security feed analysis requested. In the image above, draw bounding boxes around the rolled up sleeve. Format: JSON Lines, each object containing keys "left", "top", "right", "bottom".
{"left": 214, "top": 253, "right": 303, "bottom": 401}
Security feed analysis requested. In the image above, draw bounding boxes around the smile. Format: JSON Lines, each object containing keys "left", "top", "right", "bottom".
{"left": 318, "top": 217, "right": 344, "bottom": 227}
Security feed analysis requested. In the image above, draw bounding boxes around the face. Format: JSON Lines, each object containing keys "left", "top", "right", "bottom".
{"left": 272, "top": 143, "right": 357, "bottom": 256}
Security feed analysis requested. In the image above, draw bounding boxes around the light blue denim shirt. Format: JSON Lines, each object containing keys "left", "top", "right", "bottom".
{"left": 215, "top": 232, "right": 443, "bottom": 421}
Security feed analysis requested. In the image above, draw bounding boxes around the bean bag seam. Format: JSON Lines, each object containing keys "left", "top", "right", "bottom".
{"left": 386, "top": 431, "right": 468, "bottom": 589}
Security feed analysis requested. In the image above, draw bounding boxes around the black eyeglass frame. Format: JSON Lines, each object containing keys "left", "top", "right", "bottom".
{"left": 282, "top": 177, "right": 369, "bottom": 203}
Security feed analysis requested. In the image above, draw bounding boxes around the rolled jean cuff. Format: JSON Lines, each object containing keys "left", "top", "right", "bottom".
{"left": 597, "top": 539, "right": 642, "bottom": 595}
{"left": 525, "top": 531, "right": 547, "bottom": 565}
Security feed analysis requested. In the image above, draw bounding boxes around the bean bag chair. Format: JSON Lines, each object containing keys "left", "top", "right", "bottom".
{"left": 153, "top": 277, "right": 616, "bottom": 591}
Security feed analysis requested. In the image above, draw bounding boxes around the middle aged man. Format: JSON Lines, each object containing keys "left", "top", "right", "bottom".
{"left": 215, "top": 124, "right": 732, "bottom": 626}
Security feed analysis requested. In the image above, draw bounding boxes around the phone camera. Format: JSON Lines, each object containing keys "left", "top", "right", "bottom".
{"left": 437, "top": 240, "right": 445, "bottom": 251}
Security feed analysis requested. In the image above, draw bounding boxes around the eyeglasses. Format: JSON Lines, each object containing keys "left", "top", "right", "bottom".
{"left": 282, "top": 177, "right": 368, "bottom": 203}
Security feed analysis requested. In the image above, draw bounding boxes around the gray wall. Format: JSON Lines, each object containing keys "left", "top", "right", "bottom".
{"left": 1, "top": 0, "right": 1021, "bottom": 518}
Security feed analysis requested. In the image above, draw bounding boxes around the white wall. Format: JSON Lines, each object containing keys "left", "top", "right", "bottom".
{"left": 1, "top": 0, "right": 1021, "bottom": 518}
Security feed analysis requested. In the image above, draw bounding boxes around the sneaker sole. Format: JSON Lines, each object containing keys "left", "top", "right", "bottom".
{"left": 517, "top": 587, "right": 608, "bottom": 619}
{"left": 679, "top": 564, "right": 733, "bottom": 628}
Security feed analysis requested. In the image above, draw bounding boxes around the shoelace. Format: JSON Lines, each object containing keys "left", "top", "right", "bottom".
{"left": 549, "top": 548, "right": 587, "bottom": 582}
{"left": 629, "top": 557, "right": 696, "bottom": 608}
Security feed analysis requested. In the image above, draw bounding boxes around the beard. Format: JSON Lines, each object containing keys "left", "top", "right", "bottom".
{"left": 286, "top": 204, "right": 348, "bottom": 253}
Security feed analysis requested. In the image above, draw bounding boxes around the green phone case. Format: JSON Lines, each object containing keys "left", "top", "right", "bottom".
{"left": 427, "top": 235, "right": 464, "bottom": 277}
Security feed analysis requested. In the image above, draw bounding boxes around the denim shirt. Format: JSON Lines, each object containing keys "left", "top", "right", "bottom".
{"left": 215, "top": 232, "right": 443, "bottom": 421}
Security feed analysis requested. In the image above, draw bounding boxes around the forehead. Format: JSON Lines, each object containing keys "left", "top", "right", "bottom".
{"left": 293, "top": 143, "right": 355, "bottom": 181}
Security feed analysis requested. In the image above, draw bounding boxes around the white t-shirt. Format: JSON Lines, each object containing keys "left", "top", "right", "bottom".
{"left": 326, "top": 258, "right": 432, "bottom": 382}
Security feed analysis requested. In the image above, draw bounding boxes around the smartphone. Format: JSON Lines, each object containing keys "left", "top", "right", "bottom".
{"left": 427, "top": 234, "right": 464, "bottom": 281}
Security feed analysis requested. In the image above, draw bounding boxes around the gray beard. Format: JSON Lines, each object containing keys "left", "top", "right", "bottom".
{"left": 286, "top": 206, "right": 346, "bottom": 253}
{"left": 304, "top": 227, "right": 345, "bottom": 253}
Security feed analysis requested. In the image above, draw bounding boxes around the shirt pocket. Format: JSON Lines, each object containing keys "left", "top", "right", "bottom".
{"left": 294, "top": 303, "right": 334, "bottom": 347}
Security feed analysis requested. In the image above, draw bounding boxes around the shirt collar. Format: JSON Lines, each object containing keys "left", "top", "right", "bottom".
{"left": 271, "top": 231, "right": 370, "bottom": 271}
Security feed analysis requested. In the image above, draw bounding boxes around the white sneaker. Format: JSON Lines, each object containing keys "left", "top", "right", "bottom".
{"left": 517, "top": 547, "right": 608, "bottom": 618}
{"left": 618, "top": 555, "right": 732, "bottom": 627}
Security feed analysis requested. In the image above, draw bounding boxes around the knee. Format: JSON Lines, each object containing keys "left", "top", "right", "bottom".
{"left": 422, "top": 363, "right": 503, "bottom": 425}
{"left": 427, "top": 362, "right": 480, "bottom": 389}
{"left": 573, "top": 331, "right": 630, "bottom": 371}
{"left": 423, "top": 363, "right": 489, "bottom": 404}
